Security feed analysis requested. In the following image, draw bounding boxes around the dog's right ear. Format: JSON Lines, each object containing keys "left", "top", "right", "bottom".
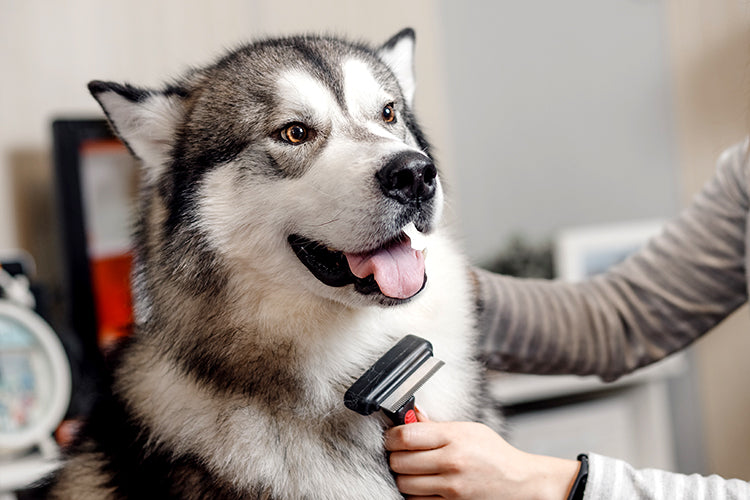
{"left": 88, "top": 81, "right": 186, "bottom": 181}
{"left": 378, "top": 28, "right": 416, "bottom": 108}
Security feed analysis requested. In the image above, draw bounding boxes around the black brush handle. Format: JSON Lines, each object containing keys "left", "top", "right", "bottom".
{"left": 382, "top": 395, "right": 417, "bottom": 425}
{"left": 344, "top": 335, "right": 433, "bottom": 416}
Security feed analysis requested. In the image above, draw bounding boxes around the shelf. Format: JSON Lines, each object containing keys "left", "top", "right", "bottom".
{"left": 487, "top": 352, "right": 688, "bottom": 406}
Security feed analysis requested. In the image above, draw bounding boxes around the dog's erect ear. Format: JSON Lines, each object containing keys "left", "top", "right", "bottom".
{"left": 88, "top": 81, "right": 186, "bottom": 182}
{"left": 378, "top": 28, "right": 416, "bottom": 108}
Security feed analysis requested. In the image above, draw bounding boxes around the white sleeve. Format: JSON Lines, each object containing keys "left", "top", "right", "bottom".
{"left": 584, "top": 453, "right": 750, "bottom": 499}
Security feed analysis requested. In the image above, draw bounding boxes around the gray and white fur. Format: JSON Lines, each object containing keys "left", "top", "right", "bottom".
{"left": 45, "top": 29, "right": 500, "bottom": 499}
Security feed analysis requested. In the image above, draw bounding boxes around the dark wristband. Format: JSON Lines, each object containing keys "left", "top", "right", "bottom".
{"left": 567, "top": 454, "right": 588, "bottom": 500}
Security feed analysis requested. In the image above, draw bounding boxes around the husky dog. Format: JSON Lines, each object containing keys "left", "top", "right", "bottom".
{"left": 46, "top": 29, "right": 499, "bottom": 499}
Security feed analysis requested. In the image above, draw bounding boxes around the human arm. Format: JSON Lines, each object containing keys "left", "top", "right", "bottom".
{"left": 474, "top": 141, "right": 750, "bottom": 380}
{"left": 385, "top": 419, "right": 750, "bottom": 500}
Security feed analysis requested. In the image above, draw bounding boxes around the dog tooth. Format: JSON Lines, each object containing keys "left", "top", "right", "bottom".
{"left": 403, "top": 222, "right": 427, "bottom": 252}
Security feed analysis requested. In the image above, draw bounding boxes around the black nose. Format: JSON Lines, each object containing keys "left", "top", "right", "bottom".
{"left": 376, "top": 152, "right": 438, "bottom": 206}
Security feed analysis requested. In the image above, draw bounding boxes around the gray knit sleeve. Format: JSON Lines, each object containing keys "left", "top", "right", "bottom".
{"left": 584, "top": 453, "right": 750, "bottom": 499}
{"left": 474, "top": 140, "right": 749, "bottom": 381}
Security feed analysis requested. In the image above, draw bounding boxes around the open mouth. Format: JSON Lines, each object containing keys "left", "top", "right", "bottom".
{"left": 288, "top": 223, "right": 428, "bottom": 302}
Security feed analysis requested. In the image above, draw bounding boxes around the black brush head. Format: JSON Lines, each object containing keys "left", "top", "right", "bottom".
{"left": 344, "top": 335, "right": 435, "bottom": 416}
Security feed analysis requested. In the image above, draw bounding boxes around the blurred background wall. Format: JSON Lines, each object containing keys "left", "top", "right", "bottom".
{"left": 664, "top": 0, "right": 750, "bottom": 481}
{"left": 1, "top": 0, "right": 748, "bottom": 481}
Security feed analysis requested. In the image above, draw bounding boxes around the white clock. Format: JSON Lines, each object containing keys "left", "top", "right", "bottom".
{"left": 0, "top": 269, "right": 71, "bottom": 493}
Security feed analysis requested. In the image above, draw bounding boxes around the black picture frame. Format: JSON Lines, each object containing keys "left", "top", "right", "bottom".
{"left": 51, "top": 118, "right": 138, "bottom": 405}
{"left": 52, "top": 119, "right": 112, "bottom": 357}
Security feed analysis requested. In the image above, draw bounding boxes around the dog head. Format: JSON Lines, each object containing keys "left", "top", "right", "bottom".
{"left": 90, "top": 29, "right": 443, "bottom": 308}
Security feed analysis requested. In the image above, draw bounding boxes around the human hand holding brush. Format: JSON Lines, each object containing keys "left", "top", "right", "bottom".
{"left": 385, "top": 409, "right": 580, "bottom": 500}
{"left": 343, "top": 335, "right": 580, "bottom": 498}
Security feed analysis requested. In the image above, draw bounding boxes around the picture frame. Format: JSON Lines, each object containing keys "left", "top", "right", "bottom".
{"left": 52, "top": 119, "right": 137, "bottom": 357}
{"left": 554, "top": 219, "right": 666, "bottom": 281}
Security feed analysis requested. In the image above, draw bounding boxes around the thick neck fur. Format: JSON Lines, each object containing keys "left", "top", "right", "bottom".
{"left": 116, "top": 253, "right": 407, "bottom": 497}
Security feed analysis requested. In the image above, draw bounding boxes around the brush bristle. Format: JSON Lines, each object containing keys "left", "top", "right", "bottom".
{"left": 380, "top": 357, "right": 445, "bottom": 412}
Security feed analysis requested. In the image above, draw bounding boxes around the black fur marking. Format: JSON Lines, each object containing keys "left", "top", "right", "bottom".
{"left": 168, "top": 330, "right": 306, "bottom": 403}
{"left": 262, "top": 152, "right": 291, "bottom": 179}
{"left": 288, "top": 38, "right": 346, "bottom": 108}
{"left": 380, "top": 28, "right": 416, "bottom": 51}
{"left": 163, "top": 83, "right": 190, "bottom": 99}
{"left": 164, "top": 142, "right": 248, "bottom": 232}
{"left": 130, "top": 180, "right": 229, "bottom": 303}
{"left": 238, "top": 35, "right": 350, "bottom": 108}
{"left": 160, "top": 82, "right": 266, "bottom": 231}
{"left": 88, "top": 80, "right": 153, "bottom": 102}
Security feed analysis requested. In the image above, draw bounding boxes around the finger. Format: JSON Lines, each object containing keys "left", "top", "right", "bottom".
{"left": 384, "top": 422, "right": 449, "bottom": 451}
{"left": 395, "top": 472, "right": 450, "bottom": 498}
{"left": 389, "top": 448, "right": 446, "bottom": 475}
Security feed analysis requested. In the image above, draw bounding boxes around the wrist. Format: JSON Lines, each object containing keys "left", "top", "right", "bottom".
{"left": 525, "top": 453, "right": 580, "bottom": 500}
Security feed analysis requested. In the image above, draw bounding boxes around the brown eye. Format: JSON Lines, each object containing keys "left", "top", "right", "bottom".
{"left": 382, "top": 103, "right": 396, "bottom": 123}
{"left": 282, "top": 123, "right": 308, "bottom": 144}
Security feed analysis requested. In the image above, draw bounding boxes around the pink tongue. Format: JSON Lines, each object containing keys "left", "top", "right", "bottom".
{"left": 344, "top": 239, "right": 425, "bottom": 299}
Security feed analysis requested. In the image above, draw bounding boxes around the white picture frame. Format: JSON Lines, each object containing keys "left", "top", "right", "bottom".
{"left": 555, "top": 219, "right": 666, "bottom": 282}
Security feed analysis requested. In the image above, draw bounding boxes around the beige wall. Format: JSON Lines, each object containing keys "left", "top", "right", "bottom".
{"left": 0, "top": 0, "right": 453, "bottom": 268}
{"left": 665, "top": 0, "right": 750, "bottom": 479}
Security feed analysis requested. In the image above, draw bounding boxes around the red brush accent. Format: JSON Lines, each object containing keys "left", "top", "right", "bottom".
{"left": 404, "top": 409, "right": 418, "bottom": 424}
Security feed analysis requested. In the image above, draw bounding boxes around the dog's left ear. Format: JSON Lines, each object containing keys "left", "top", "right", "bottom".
{"left": 378, "top": 28, "right": 416, "bottom": 108}
{"left": 88, "top": 81, "right": 186, "bottom": 184}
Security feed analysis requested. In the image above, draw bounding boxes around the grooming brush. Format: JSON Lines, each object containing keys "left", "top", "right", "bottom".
{"left": 344, "top": 335, "right": 444, "bottom": 425}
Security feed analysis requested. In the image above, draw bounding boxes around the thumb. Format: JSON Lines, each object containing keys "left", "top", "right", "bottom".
{"left": 414, "top": 404, "right": 431, "bottom": 422}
